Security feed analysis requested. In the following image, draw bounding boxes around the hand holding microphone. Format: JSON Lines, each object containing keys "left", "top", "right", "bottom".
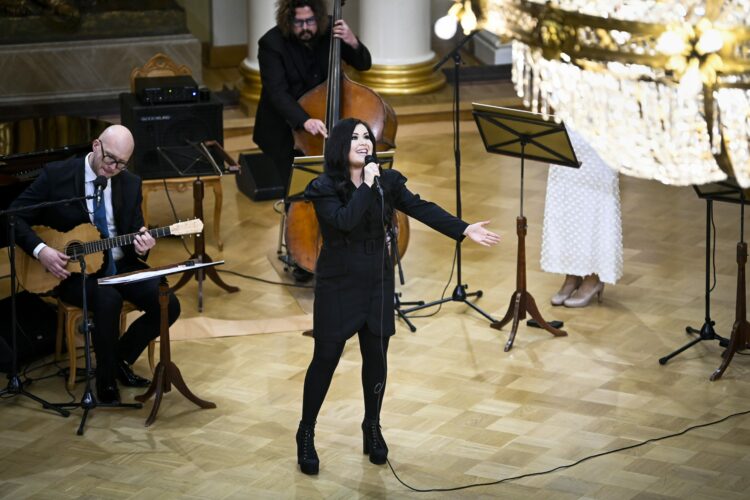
{"left": 364, "top": 155, "right": 383, "bottom": 197}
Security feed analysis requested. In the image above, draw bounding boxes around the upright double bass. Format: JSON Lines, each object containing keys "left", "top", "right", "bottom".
{"left": 284, "top": 0, "right": 408, "bottom": 273}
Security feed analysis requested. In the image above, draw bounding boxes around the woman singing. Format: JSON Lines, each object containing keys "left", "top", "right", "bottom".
{"left": 296, "top": 118, "right": 500, "bottom": 474}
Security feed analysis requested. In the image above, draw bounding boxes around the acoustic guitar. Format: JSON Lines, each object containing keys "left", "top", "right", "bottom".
{"left": 17, "top": 219, "right": 203, "bottom": 294}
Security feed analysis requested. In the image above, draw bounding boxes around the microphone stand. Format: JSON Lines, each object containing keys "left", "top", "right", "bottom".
{"left": 401, "top": 30, "right": 496, "bottom": 324}
{"left": 57, "top": 257, "right": 142, "bottom": 436}
{"left": 387, "top": 218, "right": 422, "bottom": 333}
{"left": 0, "top": 196, "right": 104, "bottom": 417}
{"left": 157, "top": 142, "right": 239, "bottom": 311}
{"left": 370, "top": 157, "right": 424, "bottom": 332}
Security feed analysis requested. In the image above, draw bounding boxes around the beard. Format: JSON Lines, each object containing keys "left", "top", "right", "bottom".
{"left": 296, "top": 29, "right": 315, "bottom": 42}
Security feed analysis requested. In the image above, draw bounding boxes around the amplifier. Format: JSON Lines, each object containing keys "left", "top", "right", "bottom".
{"left": 120, "top": 93, "right": 224, "bottom": 180}
{"left": 134, "top": 75, "right": 200, "bottom": 105}
{"left": 236, "top": 152, "right": 285, "bottom": 201}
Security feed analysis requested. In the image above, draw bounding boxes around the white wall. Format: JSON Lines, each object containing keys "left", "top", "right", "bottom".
{"left": 212, "top": 0, "right": 249, "bottom": 46}
{"left": 177, "top": 0, "right": 212, "bottom": 44}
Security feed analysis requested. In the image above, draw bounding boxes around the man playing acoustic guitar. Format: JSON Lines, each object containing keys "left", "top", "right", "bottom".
{"left": 10, "top": 124, "right": 181, "bottom": 404}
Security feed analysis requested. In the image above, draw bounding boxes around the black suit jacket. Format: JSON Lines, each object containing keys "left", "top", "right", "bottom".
{"left": 253, "top": 22, "right": 371, "bottom": 184}
{"left": 305, "top": 169, "right": 468, "bottom": 341}
{"left": 9, "top": 155, "right": 147, "bottom": 270}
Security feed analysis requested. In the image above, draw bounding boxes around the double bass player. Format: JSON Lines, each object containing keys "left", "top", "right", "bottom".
{"left": 254, "top": 0, "right": 371, "bottom": 282}
{"left": 254, "top": 0, "right": 371, "bottom": 193}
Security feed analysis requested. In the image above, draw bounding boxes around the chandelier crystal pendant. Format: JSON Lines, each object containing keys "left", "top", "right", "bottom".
{"left": 470, "top": 0, "right": 750, "bottom": 188}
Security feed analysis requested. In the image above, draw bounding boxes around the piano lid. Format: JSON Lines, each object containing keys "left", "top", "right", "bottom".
{"left": 0, "top": 115, "right": 111, "bottom": 247}
{"left": 1, "top": 115, "right": 111, "bottom": 179}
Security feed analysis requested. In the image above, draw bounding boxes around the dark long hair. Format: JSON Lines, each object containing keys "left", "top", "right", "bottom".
{"left": 324, "top": 118, "right": 385, "bottom": 230}
{"left": 324, "top": 117, "right": 376, "bottom": 181}
{"left": 276, "top": 0, "right": 329, "bottom": 38}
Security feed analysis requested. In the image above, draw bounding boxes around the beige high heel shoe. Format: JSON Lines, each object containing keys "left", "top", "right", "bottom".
{"left": 563, "top": 276, "right": 604, "bottom": 308}
{"left": 551, "top": 275, "right": 583, "bottom": 306}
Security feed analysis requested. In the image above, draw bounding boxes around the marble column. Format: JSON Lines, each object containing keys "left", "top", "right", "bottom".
{"left": 238, "top": 0, "right": 276, "bottom": 107}
{"left": 355, "top": 0, "right": 445, "bottom": 95}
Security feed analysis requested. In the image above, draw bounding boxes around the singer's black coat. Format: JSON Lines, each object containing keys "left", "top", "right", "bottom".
{"left": 10, "top": 155, "right": 147, "bottom": 269}
{"left": 305, "top": 169, "right": 468, "bottom": 341}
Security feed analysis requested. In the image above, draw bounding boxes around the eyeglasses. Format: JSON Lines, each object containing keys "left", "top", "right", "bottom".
{"left": 292, "top": 16, "right": 317, "bottom": 28}
{"left": 98, "top": 141, "right": 129, "bottom": 171}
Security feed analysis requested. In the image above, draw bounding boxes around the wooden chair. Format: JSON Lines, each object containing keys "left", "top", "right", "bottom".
{"left": 55, "top": 299, "right": 155, "bottom": 391}
{"left": 130, "top": 53, "right": 225, "bottom": 250}
{"left": 129, "top": 52, "right": 192, "bottom": 84}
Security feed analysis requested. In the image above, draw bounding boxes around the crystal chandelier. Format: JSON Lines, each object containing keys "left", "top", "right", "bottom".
{"left": 474, "top": 0, "right": 750, "bottom": 188}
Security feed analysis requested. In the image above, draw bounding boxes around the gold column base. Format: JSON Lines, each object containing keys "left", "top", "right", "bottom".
{"left": 354, "top": 57, "right": 446, "bottom": 95}
{"left": 238, "top": 60, "right": 262, "bottom": 113}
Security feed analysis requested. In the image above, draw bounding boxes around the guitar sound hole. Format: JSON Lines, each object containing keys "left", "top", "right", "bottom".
{"left": 66, "top": 241, "right": 85, "bottom": 260}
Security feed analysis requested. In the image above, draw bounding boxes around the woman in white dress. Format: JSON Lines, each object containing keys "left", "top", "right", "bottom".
{"left": 540, "top": 128, "right": 623, "bottom": 307}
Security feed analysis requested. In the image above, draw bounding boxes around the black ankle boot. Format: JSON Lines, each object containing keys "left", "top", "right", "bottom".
{"left": 296, "top": 421, "right": 319, "bottom": 475}
{"left": 362, "top": 418, "right": 388, "bottom": 465}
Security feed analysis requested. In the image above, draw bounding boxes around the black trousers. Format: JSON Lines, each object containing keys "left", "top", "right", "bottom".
{"left": 56, "top": 259, "right": 180, "bottom": 384}
{"left": 301, "top": 327, "right": 390, "bottom": 425}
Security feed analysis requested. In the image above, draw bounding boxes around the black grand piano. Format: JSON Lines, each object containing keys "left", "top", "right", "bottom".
{"left": 0, "top": 116, "right": 110, "bottom": 247}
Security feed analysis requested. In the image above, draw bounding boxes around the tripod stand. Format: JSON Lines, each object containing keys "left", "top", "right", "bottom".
{"left": 0, "top": 211, "right": 69, "bottom": 417}
{"left": 388, "top": 219, "right": 422, "bottom": 332}
{"left": 98, "top": 260, "right": 219, "bottom": 426}
{"left": 473, "top": 104, "right": 579, "bottom": 351}
{"left": 57, "top": 257, "right": 141, "bottom": 435}
{"left": 401, "top": 30, "right": 495, "bottom": 323}
{"left": 659, "top": 196, "right": 729, "bottom": 366}
{"left": 170, "top": 175, "right": 239, "bottom": 311}
{"left": 157, "top": 142, "right": 239, "bottom": 311}
{"left": 711, "top": 197, "right": 749, "bottom": 380}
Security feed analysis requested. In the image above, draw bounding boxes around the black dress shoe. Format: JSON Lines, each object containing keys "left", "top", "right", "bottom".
{"left": 116, "top": 360, "right": 151, "bottom": 387}
{"left": 96, "top": 383, "right": 121, "bottom": 404}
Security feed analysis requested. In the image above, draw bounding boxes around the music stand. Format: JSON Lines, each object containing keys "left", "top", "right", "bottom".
{"left": 473, "top": 103, "right": 579, "bottom": 351}
{"left": 711, "top": 186, "right": 749, "bottom": 380}
{"left": 659, "top": 179, "right": 749, "bottom": 380}
{"left": 57, "top": 255, "right": 142, "bottom": 436}
{"left": 99, "top": 260, "right": 219, "bottom": 426}
{"left": 160, "top": 140, "right": 240, "bottom": 312}
{"left": 400, "top": 31, "right": 496, "bottom": 325}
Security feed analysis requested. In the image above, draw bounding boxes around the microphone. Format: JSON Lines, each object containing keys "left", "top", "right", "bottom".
{"left": 93, "top": 175, "right": 107, "bottom": 205}
{"left": 365, "top": 155, "right": 383, "bottom": 197}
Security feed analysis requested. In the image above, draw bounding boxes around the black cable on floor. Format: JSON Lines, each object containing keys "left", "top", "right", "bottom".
{"left": 401, "top": 246, "right": 458, "bottom": 320}
{"left": 217, "top": 268, "right": 314, "bottom": 288}
{"left": 385, "top": 408, "right": 750, "bottom": 493}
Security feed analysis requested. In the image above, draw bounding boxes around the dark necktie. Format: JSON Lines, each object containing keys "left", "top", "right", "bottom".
{"left": 93, "top": 192, "right": 116, "bottom": 276}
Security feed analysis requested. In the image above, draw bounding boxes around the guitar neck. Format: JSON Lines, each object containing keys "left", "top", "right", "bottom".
{"left": 81, "top": 226, "right": 171, "bottom": 255}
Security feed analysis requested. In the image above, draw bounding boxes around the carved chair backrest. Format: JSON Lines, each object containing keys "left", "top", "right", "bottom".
{"left": 129, "top": 53, "right": 192, "bottom": 92}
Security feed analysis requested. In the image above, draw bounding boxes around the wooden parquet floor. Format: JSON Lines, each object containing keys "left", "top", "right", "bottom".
{"left": 2, "top": 107, "right": 750, "bottom": 498}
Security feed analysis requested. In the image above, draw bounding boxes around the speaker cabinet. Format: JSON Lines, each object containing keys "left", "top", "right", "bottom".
{"left": 120, "top": 93, "right": 224, "bottom": 179}
{"left": 0, "top": 292, "right": 57, "bottom": 373}
{"left": 236, "top": 152, "right": 286, "bottom": 201}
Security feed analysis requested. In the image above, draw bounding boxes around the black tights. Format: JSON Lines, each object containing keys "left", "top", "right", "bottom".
{"left": 301, "top": 328, "right": 390, "bottom": 425}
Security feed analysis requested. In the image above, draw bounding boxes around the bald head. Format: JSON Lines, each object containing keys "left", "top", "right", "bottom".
{"left": 92, "top": 124, "right": 135, "bottom": 178}
{"left": 99, "top": 125, "right": 134, "bottom": 159}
